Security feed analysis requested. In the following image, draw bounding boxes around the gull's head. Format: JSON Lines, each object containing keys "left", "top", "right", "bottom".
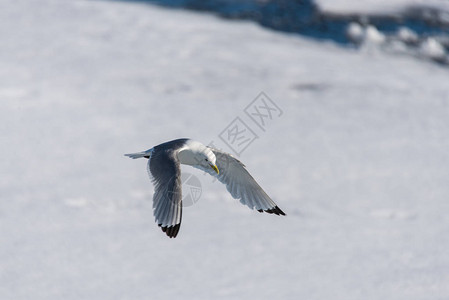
{"left": 178, "top": 140, "right": 219, "bottom": 174}
{"left": 200, "top": 147, "right": 219, "bottom": 174}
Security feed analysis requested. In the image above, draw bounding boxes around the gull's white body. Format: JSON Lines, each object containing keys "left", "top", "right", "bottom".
{"left": 125, "top": 138, "right": 285, "bottom": 238}
{"left": 177, "top": 140, "right": 217, "bottom": 166}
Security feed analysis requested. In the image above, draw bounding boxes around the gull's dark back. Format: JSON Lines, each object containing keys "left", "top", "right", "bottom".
{"left": 153, "top": 138, "right": 190, "bottom": 153}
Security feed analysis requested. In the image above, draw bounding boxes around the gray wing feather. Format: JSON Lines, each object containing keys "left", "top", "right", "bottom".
{"left": 197, "top": 148, "right": 285, "bottom": 215}
{"left": 147, "top": 149, "right": 182, "bottom": 238}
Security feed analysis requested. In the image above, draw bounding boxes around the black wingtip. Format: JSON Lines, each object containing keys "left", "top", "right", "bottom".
{"left": 158, "top": 223, "right": 181, "bottom": 238}
{"left": 264, "top": 206, "right": 286, "bottom": 216}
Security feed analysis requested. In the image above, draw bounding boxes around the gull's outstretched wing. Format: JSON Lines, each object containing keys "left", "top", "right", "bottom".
{"left": 146, "top": 148, "right": 183, "bottom": 238}
{"left": 197, "top": 148, "right": 285, "bottom": 215}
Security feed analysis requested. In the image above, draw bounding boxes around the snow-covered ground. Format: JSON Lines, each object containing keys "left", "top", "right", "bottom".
{"left": 1, "top": 0, "right": 449, "bottom": 299}
{"left": 316, "top": 0, "right": 449, "bottom": 14}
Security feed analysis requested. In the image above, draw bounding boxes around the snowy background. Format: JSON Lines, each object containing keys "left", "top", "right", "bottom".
{"left": 316, "top": 0, "right": 449, "bottom": 13}
{"left": 1, "top": 0, "right": 449, "bottom": 299}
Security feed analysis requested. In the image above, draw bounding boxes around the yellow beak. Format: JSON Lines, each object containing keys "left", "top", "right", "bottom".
{"left": 210, "top": 164, "right": 219, "bottom": 175}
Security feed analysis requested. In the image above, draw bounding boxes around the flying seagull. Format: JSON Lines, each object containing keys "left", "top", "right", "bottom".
{"left": 125, "top": 138, "right": 285, "bottom": 238}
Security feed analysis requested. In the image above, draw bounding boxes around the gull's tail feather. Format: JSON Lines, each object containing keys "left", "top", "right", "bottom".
{"left": 124, "top": 148, "right": 153, "bottom": 159}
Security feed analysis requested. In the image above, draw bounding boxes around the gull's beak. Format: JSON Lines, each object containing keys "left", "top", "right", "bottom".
{"left": 209, "top": 164, "right": 219, "bottom": 175}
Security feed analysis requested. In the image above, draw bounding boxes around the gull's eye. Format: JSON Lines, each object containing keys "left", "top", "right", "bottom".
{"left": 205, "top": 158, "right": 208, "bottom": 162}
